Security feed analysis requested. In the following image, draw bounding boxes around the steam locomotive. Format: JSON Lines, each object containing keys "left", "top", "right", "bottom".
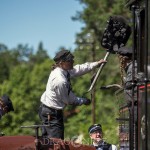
{"left": 0, "top": 0, "right": 149, "bottom": 149}
{"left": 117, "top": 0, "right": 150, "bottom": 149}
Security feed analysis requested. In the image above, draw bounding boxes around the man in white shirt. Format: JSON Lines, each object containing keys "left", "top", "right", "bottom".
{"left": 39, "top": 49, "right": 106, "bottom": 139}
{"left": 88, "top": 124, "right": 117, "bottom": 150}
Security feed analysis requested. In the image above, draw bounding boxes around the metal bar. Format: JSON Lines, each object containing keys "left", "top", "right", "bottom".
{"left": 136, "top": 7, "right": 140, "bottom": 150}
{"left": 144, "top": 0, "right": 148, "bottom": 148}
{"left": 21, "top": 125, "right": 50, "bottom": 128}
{"left": 87, "top": 51, "right": 110, "bottom": 92}
{"left": 130, "top": 5, "right": 136, "bottom": 150}
{"left": 116, "top": 118, "right": 129, "bottom": 121}
{"left": 35, "top": 127, "right": 39, "bottom": 150}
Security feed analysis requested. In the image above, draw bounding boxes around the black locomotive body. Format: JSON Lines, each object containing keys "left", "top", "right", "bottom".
{"left": 118, "top": 0, "right": 150, "bottom": 149}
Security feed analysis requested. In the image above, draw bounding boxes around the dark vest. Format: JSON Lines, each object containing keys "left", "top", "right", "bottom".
{"left": 92, "top": 141, "right": 112, "bottom": 150}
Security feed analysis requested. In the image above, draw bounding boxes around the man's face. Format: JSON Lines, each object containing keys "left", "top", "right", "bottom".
{"left": 60, "top": 59, "right": 74, "bottom": 70}
{"left": 90, "top": 130, "right": 103, "bottom": 142}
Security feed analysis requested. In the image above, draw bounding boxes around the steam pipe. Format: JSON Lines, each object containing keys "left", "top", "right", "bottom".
{"left": 100, "top": 84, "right": 122, "bottom": 89}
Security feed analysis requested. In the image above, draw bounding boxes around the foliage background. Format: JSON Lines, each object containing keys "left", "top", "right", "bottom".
{"left": 0, "top": 0, "right": 131, "bottom": 148}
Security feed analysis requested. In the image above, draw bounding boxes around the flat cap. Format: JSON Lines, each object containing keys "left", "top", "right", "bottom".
{"left": 53, "top": 50, "right": 74, "bottom": 62}
{"left": 1, "top": 95, "right": 14, "bottom": 112}
{"left": 117, "top": 47, "right": 132, "bottom": 56}
{"left": 88, "top": 124, "right": 102, "bottom": 134}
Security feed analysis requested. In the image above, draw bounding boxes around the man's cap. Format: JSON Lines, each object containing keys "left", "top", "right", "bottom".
{"left": 88, "top": 124, "right": 102, "bottom": 134}
{"left": 0, "top": 95, "right": 14, "bottom": 112}
{"left": 117, "top": 46, "right": 132, "bottom": 56}
{"left": 53, "top": 50, "right": 74, "bottom": 62}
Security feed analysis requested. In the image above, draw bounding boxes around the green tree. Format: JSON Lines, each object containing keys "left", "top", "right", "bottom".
{"left": 29, "top": 42, "right": 50, "bottom": 64}
{"left": 0, "top": 0, "right": 132, "bottom": 147}
{"left": 0, "top": 58, "right": 53, "bottom": 135}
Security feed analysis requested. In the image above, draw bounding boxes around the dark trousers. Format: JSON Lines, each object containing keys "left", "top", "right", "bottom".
{"left": 38, "top": 104, "right": 64, "bottom": 139}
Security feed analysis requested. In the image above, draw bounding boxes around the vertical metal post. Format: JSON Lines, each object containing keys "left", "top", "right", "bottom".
{"left": 135, "top": 6, "right": 142, "bottom": 150}
{"left": 136, "top": 9, "right": 141, "bottom": 150}
{"left": 144, "top": 0, "right": 148, "bottom": 149}
{"left": 131, "top": 5, "right": 136, "bottom": 150}
{"left": 35, "top": 127, "right": 39, "bottom": 150}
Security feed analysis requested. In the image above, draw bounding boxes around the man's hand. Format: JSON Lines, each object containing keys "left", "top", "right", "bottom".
{"left": 83, "top": 98, "right": 91, "bottom": 105}
{"left": 97, "top": 59, "right": 107, "bottom": 65}
{"left": 76, "top": 97, "right": 91, "bottom": 106}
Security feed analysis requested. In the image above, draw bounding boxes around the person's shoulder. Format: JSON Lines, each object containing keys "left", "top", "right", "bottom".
{"left": 51, "top": 68, "right": 67, "bottom": 83}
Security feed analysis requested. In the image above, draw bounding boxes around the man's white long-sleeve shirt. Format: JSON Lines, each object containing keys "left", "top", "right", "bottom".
{"left": 41, "top": 62, "right": 99, "bottom": 110}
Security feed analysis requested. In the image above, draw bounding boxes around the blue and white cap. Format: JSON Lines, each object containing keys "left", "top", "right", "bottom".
{"left": 88, "top": 124, "right": 102, "bottom": 134}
